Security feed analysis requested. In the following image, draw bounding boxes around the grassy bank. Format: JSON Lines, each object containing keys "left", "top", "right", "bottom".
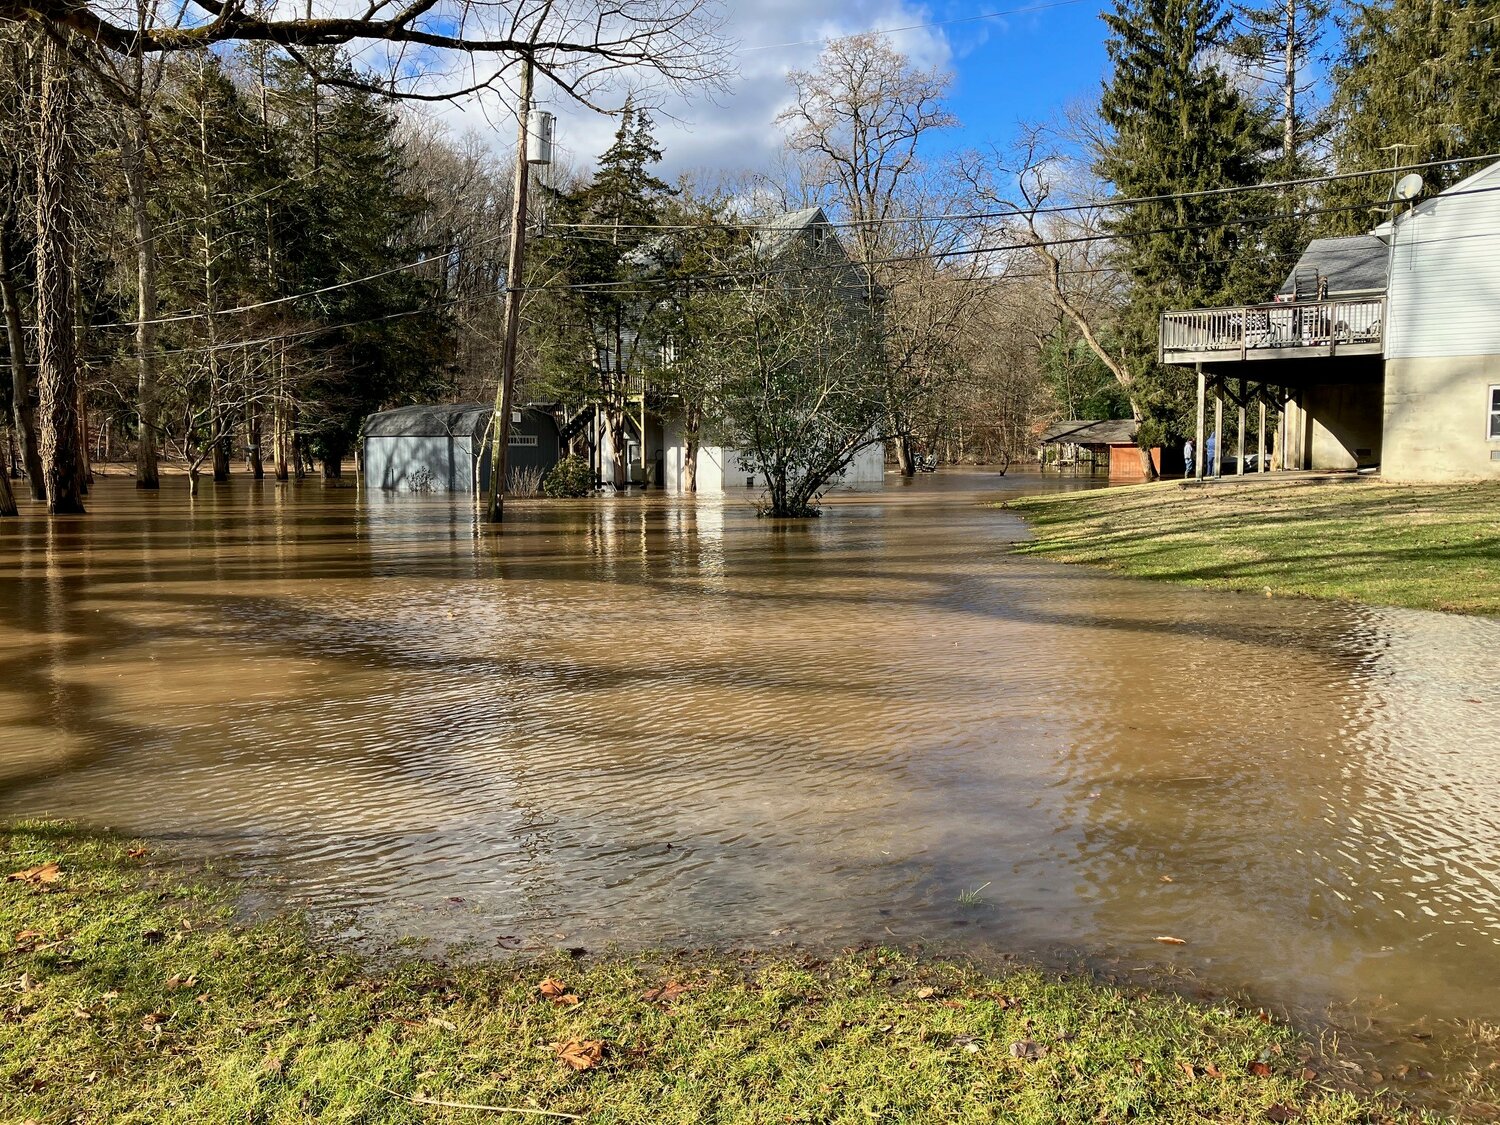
{"left": 1005, "top": 478, "right": 1500, "bottom": 615}
{"left": 0, "top": 823, "right": 1433, "bottom": 1123}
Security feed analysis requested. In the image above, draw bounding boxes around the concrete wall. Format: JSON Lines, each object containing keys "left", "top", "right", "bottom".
{"left": 1292, "top": 382, "right": 1383, "bottom": 470}
{"left": 1384, "top": 354, "right": 1500, "bottom": 481}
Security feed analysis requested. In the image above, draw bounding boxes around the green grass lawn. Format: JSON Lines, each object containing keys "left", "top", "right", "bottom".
{"left": 1004, "top": 477, "right": 1500, "bottom": 615}
{"left": 0, "top": 822, "right": 1435, "bottom": 1123}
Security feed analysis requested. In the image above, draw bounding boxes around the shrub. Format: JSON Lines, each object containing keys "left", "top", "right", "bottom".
{"left": 542, "top": 454, "right": 594, "bottom": 498}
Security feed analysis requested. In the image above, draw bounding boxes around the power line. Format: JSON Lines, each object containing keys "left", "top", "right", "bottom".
{"left": 552, "top": 153, "right": 1500, "bottom": 235}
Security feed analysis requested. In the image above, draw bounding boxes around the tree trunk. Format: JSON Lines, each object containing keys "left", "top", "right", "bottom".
{"left": 322, "top": 455, "right": 340, "bottom": 479}
{"left": 119, "top": 113, "right": 161, "bottom": 489}
{"left": 212, "top": 425, "right": 231, "bottom": 481}
{"left": 0, "top": 445, "right": 15, "bottom": 515}
{"left": 606, "top": 408, "right": 629, "bottom": 489}
{"left": 248, "top": 402, "right": 264, "bottom": 479}
{"left": 894, "top": 434, "right": 915, "bottom": 477}
{"left": 0, "top": 211, "right": 45, "bottom": 499}
{"left": 684, "top": 437, "right": 698, "bottom": 493}
{"left": 33, "top": 38, "right": 86, "bottom": 515}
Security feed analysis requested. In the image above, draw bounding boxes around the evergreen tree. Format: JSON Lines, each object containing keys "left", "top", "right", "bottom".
{"left": 1095, "top": 0, "right": 1272, "bottom": 443}
{"left": 1321, "top": 0, "right": 1500, "bottom": 234}
{"left": 528, "top": 102, "right": 674, "bottom": 487}
{"left": 265, "top": 51, "right": 449, "bottom": 474}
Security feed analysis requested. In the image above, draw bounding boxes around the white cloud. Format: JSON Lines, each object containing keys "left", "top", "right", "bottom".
{"left": 405, "top": 0, "right": 955, "bottom": 182}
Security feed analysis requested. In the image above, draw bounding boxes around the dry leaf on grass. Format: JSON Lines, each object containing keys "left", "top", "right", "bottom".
{"left": 6, "top": 863, "right": 59, "bottom": 886}
{"left": 553, "top": 1038, "right": 604, "bottom": 1071}
{"left": 1249, "top": 1061, "right": 1273, "bottom": 1078}
{"left": 1153, "top": 936, "right": 1187, "bottom": 946}
{"left": 1009, "top": 1040, "right": 1045, "bottom": 1060}
{"left": 127, "top": 847, "right": 149, "bottom": 860}
{"left": 538, "top": 977, "right": 580, "bottom": 1006}
{"left": 642, "top": 981, "right": 694, "bottom": 1004}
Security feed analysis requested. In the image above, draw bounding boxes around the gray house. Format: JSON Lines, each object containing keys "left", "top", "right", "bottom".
{"left": 363, "top": 404, "right": 561, "bottom": 494}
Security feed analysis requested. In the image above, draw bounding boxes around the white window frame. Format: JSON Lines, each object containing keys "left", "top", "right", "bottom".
{"left": 508, "top": 433, "right": 538, "bottom": 448}
{"left": 1489, "top": 385, "right": 1500, "bottom": 442}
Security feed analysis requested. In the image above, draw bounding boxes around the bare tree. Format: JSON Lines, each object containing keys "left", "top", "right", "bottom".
{"left": 776, "top": 34, "right": 975, "bottom": 476}
{"left": 777, "top": 33, "right": 956, "bottom": 264}
{"left": 0, "top": 29, "right": 45, "bottom": 499}
{"left": 962, "top": 124, "right": 1157, "bottom": 480}
{"left": 34, "top": 34, "right": 87, "bottom": 513}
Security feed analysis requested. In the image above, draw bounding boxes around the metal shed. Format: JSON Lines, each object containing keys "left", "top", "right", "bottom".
{"left": 363, "top": 404, "right": 561, "bottom": 494}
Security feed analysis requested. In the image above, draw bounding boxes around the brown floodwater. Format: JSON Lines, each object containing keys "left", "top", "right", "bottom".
{"left": 3, "top": 472, "right": 1500, "bottom": 1086}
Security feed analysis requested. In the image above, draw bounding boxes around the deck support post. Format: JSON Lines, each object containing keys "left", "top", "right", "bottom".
{"left": 1277, "top": 397, "right": 1288, "bottom": 471}
{"left": 1194, "top": 364, "right": 1206, "bottom": 481}
{"left": 1213, "top": 391, "right": 1223, "bottom": 479}
{"left": 1257, "top": 398, "right": 1267, "bottom": 475}
{"left": 1236, "top": 379, "right": 1247, "bottom": 476}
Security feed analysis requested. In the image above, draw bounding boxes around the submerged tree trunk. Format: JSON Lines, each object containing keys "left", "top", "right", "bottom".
{"left": 119, "top": 113, "right": 161, "bottom": 490}
{"left": 0, "top": 457, "right": 14, "bottom": 515}
{"left": 0, "top": 213, "right": 45, "bottom": 499}
{"left": 247, "top": 401, "right": 264, "bottom": 479}
{"left": 33, "top": 37, "right": 86, "bottom": 514}
{"left": 682, "top": 401, "right": 701, "bottom": 493}
{"left": 893, "top": 434, "right": 915, "bottom": 477}
{"left": 605, "top": 408, "right": 629, "bottom": 489}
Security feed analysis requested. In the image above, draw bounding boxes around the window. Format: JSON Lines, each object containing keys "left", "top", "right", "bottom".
{"left": 1490, "top": 386, "right": 1500, "bottom": 441}
{"left": 508, "top": 434, "right": 537, "bottom": 448}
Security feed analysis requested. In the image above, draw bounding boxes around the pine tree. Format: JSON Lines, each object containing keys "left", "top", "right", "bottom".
{"left": 529, "top": 102, "right": 674, "bottom": 487}
{"left": 1321, "top": 0, "right": 1500, "bottom": 234}
{"left": 1095, "top": 0, "right": 1272, "bottom": 443}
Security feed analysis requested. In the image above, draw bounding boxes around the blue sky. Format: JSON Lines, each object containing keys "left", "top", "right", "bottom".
{"left": 432, "top": 0, "right": 1120, "bottom": 184}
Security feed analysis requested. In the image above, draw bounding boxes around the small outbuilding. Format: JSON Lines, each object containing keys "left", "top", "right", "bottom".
{"left": 1039, "top": 419, "right": 1159, "bottom": 482}
{"left": 363, "top": 403, "right": 561, "bottom": 494}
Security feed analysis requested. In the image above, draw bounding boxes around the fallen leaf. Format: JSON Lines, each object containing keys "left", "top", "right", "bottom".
{"left": 1249, "top": 1061, "right": 1273, "bottom": 1078}
{"left": 1368, "top": 1070, "right": 1383, "bottom": 1083}
{"left": 1179, "top": 1061, "right": 1197, "bottom": 1080}
{"left": 642, "top": 981, "right": 694, "bottom": 1005}
{"left": 939, "top": 999, "right": 966, "bottom": 1010}
{"left": 1154, "top": 936, "right": 1188, "bottom": 946}
{"left": 15, "top": 929, "right": 43, "bottom": 942}
{"left": 553, "top": 1037, "right": 604, "bottom": 1071}
{"left": 1266, "top": 1104, "right": 1300, "bottom": 1123}
{"left": 538, "top": 977, "right": 570, "bottom": 1000}
{"left": 914, "top": 987, "right": 937, "bottom": 999}
{"left": 1009, "top": 1040, "right": 1044, "bottom": 1060}
{"left": 127, "top": 848, "right": 149, "bottom": 860}
{"left": 1299, "top": 1067, "right": 1317, "bottom": 1082}
{"left": 1129, "top": 1058, "right": 1145, "bottom": 1076}
{"left": 6, "top": 863, "right": 59, "bottom": 886}
{"left": 1159, "top": 875, "right": 1174, "bottom": 883}
{"left": 1204, "top": 1062, "right": 1224, "bottom": 1080}
{"left": 426, "top": 1015, "right": 457, "bottom": 1031}
{"left": 164, "top": 974, "right": 198, "bottom": 992}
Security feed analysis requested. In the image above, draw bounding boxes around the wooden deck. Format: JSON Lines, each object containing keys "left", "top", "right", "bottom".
{"left": 1160, "top": 296, "right": 1385, "bottom": 365}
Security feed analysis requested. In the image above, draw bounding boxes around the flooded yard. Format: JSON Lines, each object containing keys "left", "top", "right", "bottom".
{"left": 3, "top": 472, "right": 1499, "bottom": 1085}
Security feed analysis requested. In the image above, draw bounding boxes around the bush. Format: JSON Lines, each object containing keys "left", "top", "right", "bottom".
{"left": 542, "top": 454, "right": 594, "bottom": 498}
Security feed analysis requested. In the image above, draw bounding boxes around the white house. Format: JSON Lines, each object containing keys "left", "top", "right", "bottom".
{"left": 1381, "top": 160, "right": 1500, "bottom": 481}
{"left": 1159, "top": 158, "right": 1500, "bottom": 482}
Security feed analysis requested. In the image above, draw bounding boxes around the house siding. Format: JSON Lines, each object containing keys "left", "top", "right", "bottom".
{"left": 1386, "top": 164, "right": 1500, "bottom": 360}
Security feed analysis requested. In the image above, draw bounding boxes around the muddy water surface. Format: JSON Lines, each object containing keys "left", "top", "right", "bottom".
{"left": 3, "top": 472, "right": 1499, "bottom": 1081}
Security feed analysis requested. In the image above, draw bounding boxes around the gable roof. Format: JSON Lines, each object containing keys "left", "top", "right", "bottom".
{"left": 364, "top": 404, "right": 556, "bottom": 439}
{"left": 1276, "top": 235, "right": 1389, "bottom": 298}
{"left": 1040, "top": 419, "right": 1138, "bottom": 445}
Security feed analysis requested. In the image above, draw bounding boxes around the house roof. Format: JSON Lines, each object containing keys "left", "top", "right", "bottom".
{"left": 1039, "top": 419, "right": 1138, "bottom": 445}
{"left": 1276, "top": 235, "right": 1389, "bottom": 297}
{"left": 364, "top": 403, "right": 555, "bottom": 439}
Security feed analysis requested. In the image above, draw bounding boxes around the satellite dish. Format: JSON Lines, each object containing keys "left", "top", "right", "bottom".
{"left": 1393, "top": 173, "right": 1425, "bottom": 201}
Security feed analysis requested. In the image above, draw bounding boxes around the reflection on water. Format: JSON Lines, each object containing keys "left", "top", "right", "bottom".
{"left": 3, "top": 472, "right": 1499, "bottom": 1063}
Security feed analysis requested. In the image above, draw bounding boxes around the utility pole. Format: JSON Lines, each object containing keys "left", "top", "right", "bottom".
{"left": 487, "top": 54, "right": 534, "bottom": 523}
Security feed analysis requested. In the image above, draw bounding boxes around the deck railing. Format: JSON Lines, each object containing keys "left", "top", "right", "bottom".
{"left": 1160, "top": 296, "right": 1385, "bottom": 359}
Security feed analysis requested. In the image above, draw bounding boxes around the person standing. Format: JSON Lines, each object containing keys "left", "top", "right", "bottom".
{"left": 1183, "top": 437, "right": 1195, "bottom": 478}
{"left": 1205, "top": 431, "right": 1217, "bottom": 478}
